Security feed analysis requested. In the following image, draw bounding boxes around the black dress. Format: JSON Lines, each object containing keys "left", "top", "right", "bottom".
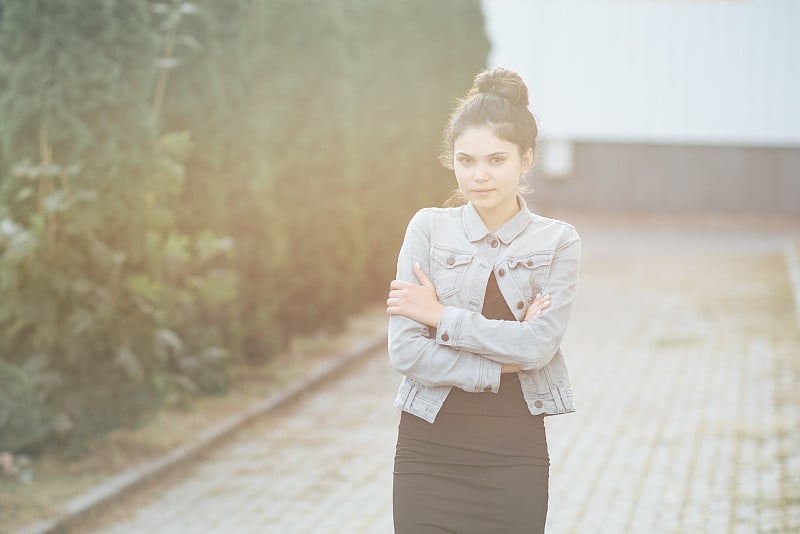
{"left": 393, "top": 272, "right": 550, "bottom": 534}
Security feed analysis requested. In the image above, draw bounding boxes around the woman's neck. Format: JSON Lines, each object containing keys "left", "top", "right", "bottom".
{"left": 476, "top": 197, "right": 521, "bottom": 233}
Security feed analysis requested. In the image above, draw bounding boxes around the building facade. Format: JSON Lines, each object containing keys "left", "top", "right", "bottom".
{"left": 482, "top": 0, "right": 800, "bottom": 214}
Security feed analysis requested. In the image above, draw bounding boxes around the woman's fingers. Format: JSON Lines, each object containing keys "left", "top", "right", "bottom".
{"left": 529, "top": 295, "right": 549, "bottom": 306}
{"left": 389, "top": 279, "right": 407, "bottom": 290}
{"left": 413, "top": 261, "right": 434, "bottom": 288}
{"left": 525, "top": 294, "right": 551, "bottom": 321}
{"left": 387, "top": 285, "right": 410, "bottom": 314}
{"left": 386, "top": 292, "right": 401, "bottom": 313}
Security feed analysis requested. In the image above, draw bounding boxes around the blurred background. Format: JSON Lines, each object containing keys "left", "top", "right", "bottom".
{"left": 485, "top": 0, "right": 800, "bottom": 215}
{"left": 0, "top": 1, "right": 798, "bottom": 530}
{"left": 0, "top": 0, "right": 489, "bottom": 457}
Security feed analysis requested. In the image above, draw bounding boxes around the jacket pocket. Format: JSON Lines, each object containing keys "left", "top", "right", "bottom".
{"left": 507, "top": 250, "right": 554, "bottom": 300}
{"left": 430, "top": 246, "right": 474, "bottom": 300}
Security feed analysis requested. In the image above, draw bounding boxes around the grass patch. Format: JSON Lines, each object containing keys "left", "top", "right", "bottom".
{"left": 0, "top": 303, "right": 387, "bottom": 533}
{"left": 653, "top": 335, "right": 700, "bottom": 348}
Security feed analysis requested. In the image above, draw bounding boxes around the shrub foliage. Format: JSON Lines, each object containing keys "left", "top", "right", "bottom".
{"left": 0, "top": 0, "right": 489, "bottom": 452}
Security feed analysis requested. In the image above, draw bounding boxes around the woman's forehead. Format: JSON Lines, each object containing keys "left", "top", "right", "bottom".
{"left": 454, "top": 126, "right": 517, "bottom": 154}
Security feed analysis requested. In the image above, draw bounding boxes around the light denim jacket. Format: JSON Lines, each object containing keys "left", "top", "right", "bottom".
{"left": 388, "top": 195, "right": 581, "bottom": 423}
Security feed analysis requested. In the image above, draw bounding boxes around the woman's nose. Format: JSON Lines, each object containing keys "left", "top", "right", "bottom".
{"left": 473, "top": 163, "right": 490, "bottom": 181}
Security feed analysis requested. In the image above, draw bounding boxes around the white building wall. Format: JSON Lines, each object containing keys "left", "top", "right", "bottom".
{"left": 482, "top": 0, "right": 800, "bottom": 147}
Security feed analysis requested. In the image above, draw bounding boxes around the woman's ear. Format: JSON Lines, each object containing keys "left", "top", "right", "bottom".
{"left": 521, "top": 148, "right": 534, "bottom": 174}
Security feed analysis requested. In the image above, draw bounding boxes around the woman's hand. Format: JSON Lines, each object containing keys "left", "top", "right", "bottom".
{"left": 387, "top": 262, "right": 445, "bottom": 327}
{"left": 504, "top": 294, "right": 550, "bottom": 374}
{"left": 524, "top": 292, "right": 550, "bottom": 321}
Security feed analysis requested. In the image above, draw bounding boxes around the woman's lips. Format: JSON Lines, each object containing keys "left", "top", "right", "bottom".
{"left": 473, "top": 189, "right": 494, "bottom": 194}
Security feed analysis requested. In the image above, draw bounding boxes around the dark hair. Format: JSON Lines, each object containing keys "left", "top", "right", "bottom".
{"left": 440, "top": 67, "right": 539, "bottom": 207}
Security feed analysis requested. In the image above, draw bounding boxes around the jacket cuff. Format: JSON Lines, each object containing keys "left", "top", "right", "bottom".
{"left": 437, "top": 306, "right": 500, "bottom": 393}
{"left": 435, "top": 305, "right": 463, "bottom": 347}
{"left": 480, "top": 357, "right": 501, "bottom": 393}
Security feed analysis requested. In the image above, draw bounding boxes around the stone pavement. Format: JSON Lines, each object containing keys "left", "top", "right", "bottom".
{"left": 81, "top": 219, "right": 800, "bottom": 534}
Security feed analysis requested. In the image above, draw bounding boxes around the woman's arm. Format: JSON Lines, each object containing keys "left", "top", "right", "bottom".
{"left": 434, "top": 228, "right": 581, "bottom": 370}
{"left": 388, "top": 261, "right": 548, "bottom": 373}
{"left": 387, "top": 209, "right": 504, "bottom": 393}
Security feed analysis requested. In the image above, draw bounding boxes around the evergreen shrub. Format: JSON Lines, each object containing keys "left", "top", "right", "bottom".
{"left": 0, "top": 0, "right": 489, "bottom": 452}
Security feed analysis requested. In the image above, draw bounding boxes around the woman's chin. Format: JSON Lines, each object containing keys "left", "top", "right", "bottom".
{"left": 469, "top": 194, "right": 498, "bottom": 208}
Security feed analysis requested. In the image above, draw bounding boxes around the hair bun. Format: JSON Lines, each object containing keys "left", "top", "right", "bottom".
{"left": 471, "top": 67, "right": 529, "bottom": 108}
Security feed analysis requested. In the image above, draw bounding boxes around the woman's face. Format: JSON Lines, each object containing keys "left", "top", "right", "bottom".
{"left": 453, "top": 126, "right": 532, "bottom": 216}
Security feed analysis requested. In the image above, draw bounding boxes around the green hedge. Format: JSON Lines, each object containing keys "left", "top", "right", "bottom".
{"left": 0, "top": 0, "right": 488, "bottom": 453}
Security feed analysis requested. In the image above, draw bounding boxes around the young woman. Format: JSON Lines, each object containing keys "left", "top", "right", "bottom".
{"left": 386, "top": 67, "right": 581, "bottom": 533}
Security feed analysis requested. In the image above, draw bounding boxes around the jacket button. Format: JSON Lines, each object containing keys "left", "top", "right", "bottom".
{"left": 446, "top": 257, "right": 455, "bottom": 266}
{"left": 441, "top": 333, "right": 449, "bottom": 342}
{"left": 517, "top": 301, "right": 524, "bottom": 309}
{"left": 498, "top": 268, "right": 506, "bottom": 277}
{"left": 534, "top": 400, "right": 543, "bottom": 408}
{"left": 490, "top": 239, "right": 499, "bottom": 248}
{"left": 526, "top": 260, "right": 534, "bottom": 267}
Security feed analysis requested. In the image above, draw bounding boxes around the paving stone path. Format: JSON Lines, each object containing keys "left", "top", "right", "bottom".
{"left": 85, "top": 221, "right": 800, "bottom": 533}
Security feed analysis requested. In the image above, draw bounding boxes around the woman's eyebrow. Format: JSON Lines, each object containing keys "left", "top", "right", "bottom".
{"left": 455, "top": 151, "right": 510, "bottom": 157}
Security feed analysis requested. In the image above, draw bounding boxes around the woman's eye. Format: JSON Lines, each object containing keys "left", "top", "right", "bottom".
{"left": 491, "top": 157, "right": 506, "bottom": 164}
{"left": 457, "top": 157, "right": 472, "bottom": 165}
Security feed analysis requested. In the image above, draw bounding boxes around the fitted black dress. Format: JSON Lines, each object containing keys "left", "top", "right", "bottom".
{"left": 393, "top": 272, "right": 550, "bottom": 534}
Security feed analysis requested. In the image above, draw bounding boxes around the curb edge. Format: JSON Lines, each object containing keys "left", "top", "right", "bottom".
{"left": 11, "top": 331, "right": 388, "bottom": 534}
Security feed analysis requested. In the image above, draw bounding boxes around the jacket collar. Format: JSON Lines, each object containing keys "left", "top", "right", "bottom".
{"left": 463, "top": 193, "right": 531, "bottom": 244}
